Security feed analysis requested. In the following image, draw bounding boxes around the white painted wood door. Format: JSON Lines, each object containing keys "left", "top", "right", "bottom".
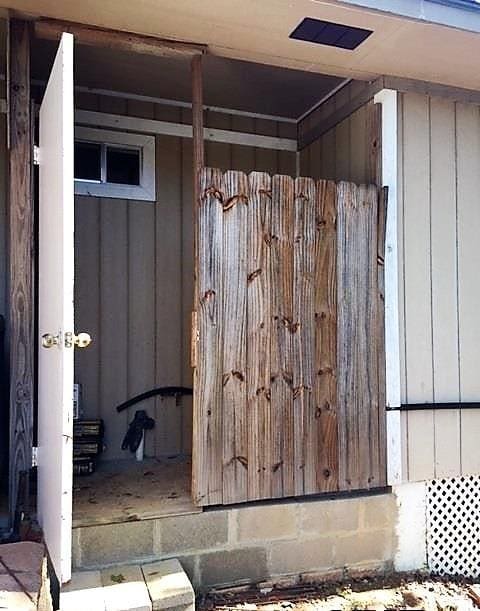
{"left": 37, "top": 32, "right": 74, "bottom": 585}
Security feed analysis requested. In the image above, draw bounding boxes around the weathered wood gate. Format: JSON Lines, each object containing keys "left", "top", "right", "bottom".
{"left": 192, "top": 168, "right": 387, "bottom": 506}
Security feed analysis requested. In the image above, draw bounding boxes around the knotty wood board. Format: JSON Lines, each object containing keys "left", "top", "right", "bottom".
{"left": 222, "top": 170, "right": 248, "bottom": 504}
{"left": 270, "top": 174, "right": 295, "bottom": 499}
{"left": 336, "top": 182, "right": 381, "bottom": 491}
{"left": 192, "top": 168, "right": 224, "bottom": 506}
{"left": 314, "top": 180, "right": 338, "bottom": 493}
{"left": 293, "top": 177, "right": 316, "bottom": 496}
{"left": 246, "top": 172, "right": 272, "bottom": 500}
{"left": 8, "top": 20, "right": 34, "bottom": 514}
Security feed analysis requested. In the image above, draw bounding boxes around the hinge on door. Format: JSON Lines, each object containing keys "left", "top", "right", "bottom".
{"left": 191, "top": 310, "right": 198, "bottom": 369}
{"left": 33, "top": 145, "right": 40, "bottom": 166}
{"left": 32, "top": 446, "right": 38, "bottom": 468}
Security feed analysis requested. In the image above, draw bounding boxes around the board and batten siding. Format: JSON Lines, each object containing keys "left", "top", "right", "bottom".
{"left": 74, "top": 92, "right": 295, "bottom": 461}
{"left": 299, "top": 82, "right": 373, "bottom": 184}
{"left": 399, "top": 91, "right": 480, "bottom": 481}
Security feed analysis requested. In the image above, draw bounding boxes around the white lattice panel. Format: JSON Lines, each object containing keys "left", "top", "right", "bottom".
{"left": 427, "top": 475, "right": 480, "bottom": 577}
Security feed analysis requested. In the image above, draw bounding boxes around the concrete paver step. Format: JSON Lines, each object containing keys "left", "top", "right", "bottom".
{"left": 142, "top": 559, "right": 194, "bottom": 611}
{"left": 101, "top": 565, "right": 151, "bottom": 611}
{"left": 61, "top": 559, "right": 194, "bottom": 611}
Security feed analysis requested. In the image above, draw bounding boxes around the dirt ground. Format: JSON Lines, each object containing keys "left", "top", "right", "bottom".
{"left": 198, "top": 572, "right": 480, "bottom": 611}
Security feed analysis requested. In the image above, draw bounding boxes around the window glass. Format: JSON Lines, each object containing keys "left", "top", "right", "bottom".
{"left": 74, "top": 141, "right": 102, "bottom": 182}
{"left": 106, "top": 147, "right": 141, "bottom": 185}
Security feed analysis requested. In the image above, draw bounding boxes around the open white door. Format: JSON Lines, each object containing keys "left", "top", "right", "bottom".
{"left": 37, "top": 33, "right": 74, "bottom": 584}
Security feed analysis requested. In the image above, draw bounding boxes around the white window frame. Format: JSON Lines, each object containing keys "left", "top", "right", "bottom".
{"left": 74, "top": 126, "right": 156, "bottom": 201}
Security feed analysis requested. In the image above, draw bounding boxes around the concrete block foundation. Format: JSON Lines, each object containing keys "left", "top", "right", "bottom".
{"left": 73, "top": 491, "right": 398, "bottom": 591}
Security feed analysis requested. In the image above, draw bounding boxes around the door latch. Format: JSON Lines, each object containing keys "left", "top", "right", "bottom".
{"left": 64, "top": 332, "right": 92, "bottom": 349}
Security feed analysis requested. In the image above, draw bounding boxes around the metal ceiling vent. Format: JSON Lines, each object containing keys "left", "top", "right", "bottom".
{"left": 289, "top": 18, "right": 373, "bottom": 50}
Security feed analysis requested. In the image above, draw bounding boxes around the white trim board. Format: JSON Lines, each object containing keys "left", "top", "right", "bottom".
{"left": 75, "top": 109, "right": 297, "bottom": 151}
{"left": 374, "top": 88, "right": 403, "bottom": 485}
{"left": 22, "top": 75, "right": 297, "bottom": 124}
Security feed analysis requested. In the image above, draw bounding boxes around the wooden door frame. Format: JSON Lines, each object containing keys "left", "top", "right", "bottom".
{"left": 8, "top": 18, "right": 34, "bottom": 521}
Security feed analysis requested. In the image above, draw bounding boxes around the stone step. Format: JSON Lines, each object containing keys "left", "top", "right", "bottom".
{"left": 61, "top": 559, "right": 194, "bottom": 611}
{"left": 0, "top": 541, "right": 52, "bottom": 611}
{"left": 142, "top": 559, "right": 194, "bottom": 611}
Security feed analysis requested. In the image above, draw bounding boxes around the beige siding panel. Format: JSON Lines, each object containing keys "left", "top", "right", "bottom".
{"left": 74, "top": 197, "right": 101, "bottom": 419}
{"left": 456, "top": 103, "right": 480, "bottom": 402}
{"left": 278, "top": 122, "right": 296, "bottom": 176}
{"left": 231, "top": 116, "right": 255, "bottom": 172}
{"left": 430, "top": 98, "right": 459, "bottom": 402}
{"left": 128, "top": 201, "right": 156, "bottom": 456}
{"left": 434, "top": 408, "right": 460, "bottom": 478}
{"left": 255, "top": 118, "right": 279, "bottom": 175}
{"left": 406, "top": 410, "right": 435, "bottom": 481}
{"left": 402, "top": 93, "right": 433, "bottom": 404}
{"left": 155, "top": 134, "right": 183, "bottom": 456}
{"left": 206, "top": 111, "right": 232, "bottom": 170}
{"left": 335, "top": 120, "right": 350, "bottom": 181}
{"left": 99, "top": 199, "right": 129, "bottom": 460}
{"left": 349, "top": 105, "right": 367, "bottom": 184}
{"left": 308, "top": 138, "right": 321, "bottom": 180}
{"left": 461, "top": 410, "right": 480, "bottom": 474}
{"left": 321, "top": 129, "right": 336, "bottom": 181}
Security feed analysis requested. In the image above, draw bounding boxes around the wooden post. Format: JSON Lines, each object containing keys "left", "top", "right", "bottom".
{"left": 366, "top": 101, "right": 382, "bottom": 186}
{"left": 8, "top": 19, "right": 33, "bottom": 518}
{"left": 190, "top": 53, "right": 204, "bottom": 363}
{"left": 191, "top": 53, "right": 205, "bottom": 200}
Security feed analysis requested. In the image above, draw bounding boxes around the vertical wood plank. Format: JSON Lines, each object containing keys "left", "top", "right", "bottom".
{"left": 407, "top": 410, "right": 435, "bottom": 481}
{"left": 222, "top": 170, "right": 248, "bottom": 504}
{"left": 434, "top": 408, "right": 460, "bottom": 478}
{"left": 460, "top": 409, "right": 480, "bottom": 475}
{"left": 337, "top": 183, "right": 380, "bottom": 490}
{"left": 402, "top": 93, "right": 433, "bottom": 404}
{"left": 8, "top": 20, "right": 33, "bottom": 514}
{"left": 205, "top": 111, "right": 231, "bottom": 170}
{"left": 270, "top": 175, "right": 295, "bottom": 498}
{"left": 376, "top": 187, "right": 388, "bottom": 487}
{"left": 335, "top": 118, "right": 350, "bottom": 181}
{"left": 231, "top": 116, "right": 255, "bottom": 173}
{"left": 180, "top": 113, "right": 195, "bottom": 455}
{"left": 293, "top": 177, "right": 316, "bottom": 496}
{"left": 277, "top": 123, "right": 296, "bottom": 176}
{"left": 314, "top": 180, "right": 338, "bottom": 493}
{"left": 321, "top": 128, "right": 336, "bottom": 181}
{"left": 456, "top": 103, "right": 480, "bottom": 402}
{"left": 99, "top": 200, "right": 128, "bottom": 460}
{"left": 363, "top": 184, "right": 381, "bottom": 488}
{"left": 155, "top": 134, "right": 183, "bottom": 456}
{"left": 128, "top": 201, "right": 156, "bottom": 456}
{"left": 430, "top": 99, "right": 459, "bottom": 402}
{"left": 191, "top": 54, "right": 205, "bottom": 189}
{"left": 366, "top": 102, "right": 382, "bottom": 186}
{"left": 246, "top": 171, "right": 272, "bottom": 500}
{"left": 74, "top": 198, "right": 101, "bottom": 420}
{"left": 350, "top": 105, "right": 367, "bottom": 184}
{"left": 192, "top": 167, "right": 224, "bottom": 506}
{"left": 254, "top": 119, "right": 278, "bottom": 175}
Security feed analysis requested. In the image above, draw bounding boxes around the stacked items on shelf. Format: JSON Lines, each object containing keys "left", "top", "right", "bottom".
{"left": 73, "top": 419, "right": 104, "bottom": 475}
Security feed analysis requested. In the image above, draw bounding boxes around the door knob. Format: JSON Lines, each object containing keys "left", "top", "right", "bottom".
{"left": 64, "top": 332, "right": 92, "bottom": 349}
{"left": 42, "top": 333, "right": 60, "bottom": 348}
